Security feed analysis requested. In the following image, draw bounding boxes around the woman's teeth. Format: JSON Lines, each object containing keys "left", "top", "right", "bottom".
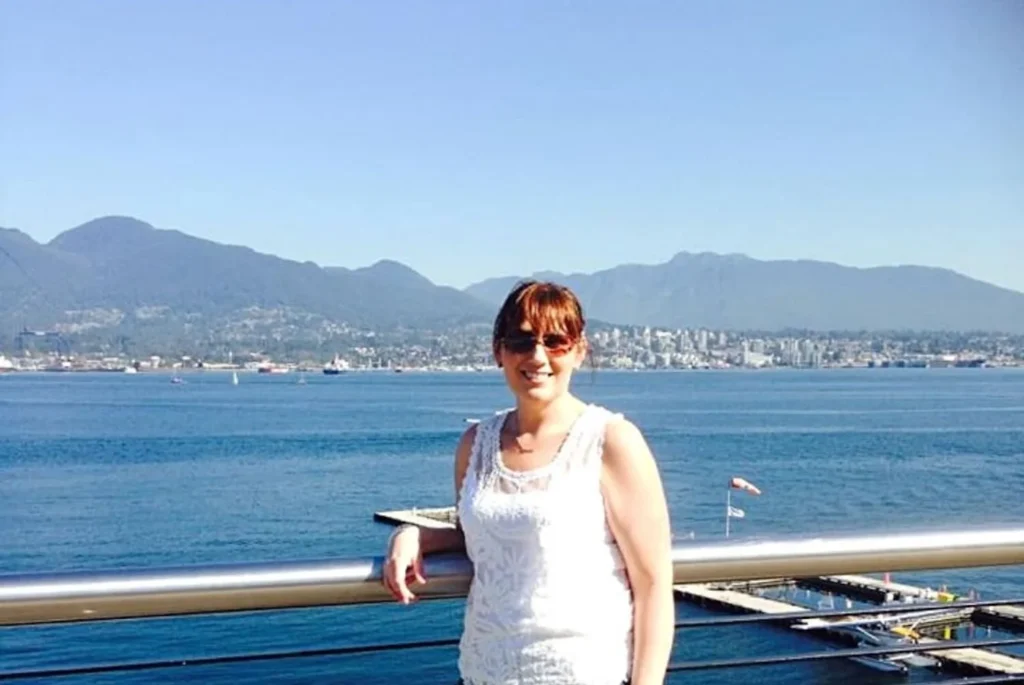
{"left": 522, "top": 371, "right": 552, "bottom": 381}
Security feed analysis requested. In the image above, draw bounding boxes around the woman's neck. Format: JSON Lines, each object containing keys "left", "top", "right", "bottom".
{"left": 513, "top": 395, "right": 586, "bottom": 434}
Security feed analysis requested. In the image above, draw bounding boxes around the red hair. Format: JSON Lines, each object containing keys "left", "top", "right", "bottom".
{"left": 492, "top": 280, "right": 586, "bottom": 354}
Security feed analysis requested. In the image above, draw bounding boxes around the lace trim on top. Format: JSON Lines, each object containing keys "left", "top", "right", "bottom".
{"left": 485, "top": 406, "right": 592, "bottom": 494}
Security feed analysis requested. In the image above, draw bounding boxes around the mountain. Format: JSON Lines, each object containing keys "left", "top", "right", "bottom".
{"left": 465, "top": 252, "right": 1024, "bottom": 333}
{"left": 5, "top": 218, "right": 1023, "bottom": 354}
{"left": 0, "top": 217, "right": 491, "bottom": 350}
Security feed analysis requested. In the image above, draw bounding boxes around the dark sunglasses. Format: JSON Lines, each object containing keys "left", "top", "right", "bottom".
{"left": 502, "top": 332, "right": 575, "bottom": 356}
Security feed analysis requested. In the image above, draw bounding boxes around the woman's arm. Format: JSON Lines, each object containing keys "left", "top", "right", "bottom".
{"left": 383, "top": 425, "right": 474, "bottom": 602}
{"left": 602, "top": 418, "right": 674, "bottom": 685}
{"left": 424, "top": 422, "right": 474, "bottom": 552}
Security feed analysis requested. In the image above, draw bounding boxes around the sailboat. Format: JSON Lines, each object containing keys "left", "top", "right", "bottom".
{"left": 231, "top": 371, "right": 239, "bottom": 385}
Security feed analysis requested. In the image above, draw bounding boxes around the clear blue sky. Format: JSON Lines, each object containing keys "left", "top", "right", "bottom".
{"left": 2, "top": 1, "right": 1021, "bottom": 291}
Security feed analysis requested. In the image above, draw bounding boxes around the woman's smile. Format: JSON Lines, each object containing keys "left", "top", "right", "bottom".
{"left": 520, "top": 369, "right": 554, "bottom": 384}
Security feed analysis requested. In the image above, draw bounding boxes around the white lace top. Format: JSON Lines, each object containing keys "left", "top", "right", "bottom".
{"left": 457, "top": 404, "right": 634, "bottom": 685}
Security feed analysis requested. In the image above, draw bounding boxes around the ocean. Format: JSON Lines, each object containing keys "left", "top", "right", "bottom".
{"left": 1, "top": 368, "right": 1023, "bottom": 683}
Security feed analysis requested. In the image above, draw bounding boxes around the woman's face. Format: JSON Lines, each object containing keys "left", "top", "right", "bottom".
{"left": 495, "top": 320, "right": 586, "bottom": 405}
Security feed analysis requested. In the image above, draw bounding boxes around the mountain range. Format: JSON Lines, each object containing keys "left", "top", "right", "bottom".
{"left": 2, "top": 217, "right": 1024, "bottom": 347}
{"left": 0, "top": 217, "right": 489, "bottom": 333}
{"left": 466, "top": 253, "right": 1024, "bottom": 333}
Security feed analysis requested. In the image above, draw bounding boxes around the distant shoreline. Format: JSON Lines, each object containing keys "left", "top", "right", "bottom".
{"left": 4, "top": 364, "right": 1022, "bottom": 375}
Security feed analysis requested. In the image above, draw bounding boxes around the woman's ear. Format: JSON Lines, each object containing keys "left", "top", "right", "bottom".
{"left": 575, "top": 337, "right": 589, "bottom": 369}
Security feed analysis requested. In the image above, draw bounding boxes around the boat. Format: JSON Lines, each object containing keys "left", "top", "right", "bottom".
{"left": 0, "top": 355, "right": 15, "bottom": 373}
{"left": 323, "top": 355, "right": 350, "bottom": 375}
{"left": 232, "top": 371, "right": 239, "bottom": 385}
{"left": 793, "top": 606, "right": 967, "bottom": 673}
{"left": 257, "top": 363, "right": 290, "bottom": 374}
{"left": 842, "top": 626, "right": 940, "bottom": 673}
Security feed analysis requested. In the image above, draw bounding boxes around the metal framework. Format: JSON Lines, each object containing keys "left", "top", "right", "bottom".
{"left": 3, "top": 526, "right": 1023, "bottom": 627}
{"left": 3, "top": 526, "right": 1024, "bottom": 681}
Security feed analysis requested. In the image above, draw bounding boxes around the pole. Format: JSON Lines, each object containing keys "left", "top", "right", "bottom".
{"left": 725, "top": 487, "right": 731, "bottom": 538}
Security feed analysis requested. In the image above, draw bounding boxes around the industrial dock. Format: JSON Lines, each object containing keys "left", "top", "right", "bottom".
{"left": 376, "top": 506, "right": 1024, "bottom": 677}
{"left": 676, "top": 577, "right": 1024, "bottom": 676}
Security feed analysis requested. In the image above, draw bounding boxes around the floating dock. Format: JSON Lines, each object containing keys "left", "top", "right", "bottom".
{"left": 911, "top": 634, "right": 1024, "bottom": 675}
{"left": 373, "top": 506, "right": 457, "bottom": 529}
{"left": 801, "top": 574, "right": 948, "bottom": 603}
{"left": 975, "top": 604, "right": 1024, "bottom": 632}
{"left": 800, "top": 574, "right": 1024, "bottom": 633}
{"left": 675, "top": 583, "right": 810, "bottom": 616}
{"left": 674, "top": 582, "right": 1024, "bottom": 676}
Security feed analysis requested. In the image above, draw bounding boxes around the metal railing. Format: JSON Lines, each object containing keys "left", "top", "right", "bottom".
{"left": 3, "top": 526, "right": 1023, "bottom": 626}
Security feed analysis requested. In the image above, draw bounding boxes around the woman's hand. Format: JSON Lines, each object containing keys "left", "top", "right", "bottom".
{"left": 382, "top": 525, "right": 426, "bottom": 604}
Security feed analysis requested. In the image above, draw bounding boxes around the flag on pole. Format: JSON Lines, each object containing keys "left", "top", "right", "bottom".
{"left": 730, "top": 476, "right": 762, "bottom": 495}
{"left": 727, "top": 506, "right": 745, "bottom": 519}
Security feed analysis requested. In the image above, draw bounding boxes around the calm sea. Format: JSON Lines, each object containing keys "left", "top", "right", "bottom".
{"left": 2, "top": 369, "right": 1023, "bottom": 684}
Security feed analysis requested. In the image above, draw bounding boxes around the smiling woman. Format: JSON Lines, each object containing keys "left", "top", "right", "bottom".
{"left": 492, "top": 281, "right": 586, "bottom": 409}
{"left": 383, "top": 280, "right": 675, "bottom": 685}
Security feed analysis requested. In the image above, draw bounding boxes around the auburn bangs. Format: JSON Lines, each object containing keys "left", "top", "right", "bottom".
{"left": 492, "top": 281, "right": 585, "bottom": 350}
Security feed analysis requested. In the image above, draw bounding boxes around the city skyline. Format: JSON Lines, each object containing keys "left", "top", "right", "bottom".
{"left": 4, "top": 321, "right": 1020, "bottom": 372}
{"left": 2, "top": 2, "right": 1021, "bottom": 292}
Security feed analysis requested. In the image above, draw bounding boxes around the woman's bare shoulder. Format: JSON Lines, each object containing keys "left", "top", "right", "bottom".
{"left": 603, "top": 414, "right": 648, "bottom": 457}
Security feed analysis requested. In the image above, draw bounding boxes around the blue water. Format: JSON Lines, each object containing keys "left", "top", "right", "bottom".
{"left": 2, "top": 369, "right": 1023, "bottom": 683}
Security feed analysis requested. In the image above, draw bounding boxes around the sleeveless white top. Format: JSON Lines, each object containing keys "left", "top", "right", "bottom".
{"left": 457, "top": 404, "right": 634, "bottom": 685}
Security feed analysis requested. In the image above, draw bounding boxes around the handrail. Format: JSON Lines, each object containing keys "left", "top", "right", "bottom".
{"left": 2, "top": 527, "right": 1022, "bottom": 627}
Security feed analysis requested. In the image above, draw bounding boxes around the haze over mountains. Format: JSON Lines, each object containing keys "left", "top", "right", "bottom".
{"left": 0, "top": 217, "right": 489, "bottom": 333}
{"left": 466, "top": 254, "right": 1024, "bottom": 333}
{"left": 2, "top": 217, "right": 1024, "bottom": 341}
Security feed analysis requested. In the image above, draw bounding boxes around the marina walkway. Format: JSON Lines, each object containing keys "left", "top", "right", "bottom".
{"left": 674, "top": 583, "right": 1024, "bottom": 676}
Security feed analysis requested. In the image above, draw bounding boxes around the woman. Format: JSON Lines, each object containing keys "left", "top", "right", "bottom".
{"left": 384, "top": 280, "right": 674, "bottom": 685}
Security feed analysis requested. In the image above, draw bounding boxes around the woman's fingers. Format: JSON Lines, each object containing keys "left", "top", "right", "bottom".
{"left": 383, "top": 556, "right": 417, "bottom": 604}
{"left": 411, "top": 554, "right": 426, "bottom": 586}
{"left": 382, "top": 530, "right": 424, "bottom": 604}
{"left": 382, "top": 559, "right": 404, "bottom": 601}
{"left": 395, "top": 568, "right": 416, "bottom": 604}
{"left": 381, "top": 560, "right": 397, "bottom": 598}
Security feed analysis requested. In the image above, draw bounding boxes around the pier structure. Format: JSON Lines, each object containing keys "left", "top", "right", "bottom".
{"left": 373, "top": 506, "right": 457, "bottom": 529}
{"left": 675, "top": 582, "right": 1024, "bottom": 676}
{"left": 798, "top": 573, "right": 1024, "bottom": 633}
{"left": 800, "top": 573, "right": 952, "bottom": 603}
{"left": 375, "top": 507, "right": 1024, "bottom": 634}
{"left": 978, "top": 604, "right": 1024, "bottom": 632}
{"left": 374, "top": 508, "right": 1024, "bottom": 677}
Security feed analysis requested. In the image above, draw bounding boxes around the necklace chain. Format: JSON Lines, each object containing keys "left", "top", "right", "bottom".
{"left": 510, "top": 415, "right": 535, "bottom": 453}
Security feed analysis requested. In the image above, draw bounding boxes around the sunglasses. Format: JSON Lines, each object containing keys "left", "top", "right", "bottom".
{"left": 502, "top": 332, "right": 575, "bottom": 356}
